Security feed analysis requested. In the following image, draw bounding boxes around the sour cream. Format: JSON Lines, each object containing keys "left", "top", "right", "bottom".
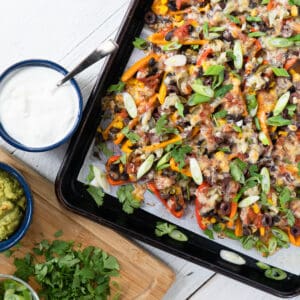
{"left": 0, "top": 66, "right": 80, "bottom": 148}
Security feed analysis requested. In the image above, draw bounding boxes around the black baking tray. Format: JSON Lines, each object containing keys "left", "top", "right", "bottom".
{"left": 55, "top": 0, "right": 300, "bottom": 297}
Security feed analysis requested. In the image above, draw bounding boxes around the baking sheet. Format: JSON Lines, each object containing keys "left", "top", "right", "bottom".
{"left": 78, "top": 28, "right": 300, "bottom": 276}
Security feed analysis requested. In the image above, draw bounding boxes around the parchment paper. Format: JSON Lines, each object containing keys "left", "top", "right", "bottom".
{"left": 78, "top": 29, "right": 300, "bottom": 275}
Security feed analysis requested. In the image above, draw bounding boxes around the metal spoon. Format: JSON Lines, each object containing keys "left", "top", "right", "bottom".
{"left": 57, "top": 39, "right": 118, "bottom": 86}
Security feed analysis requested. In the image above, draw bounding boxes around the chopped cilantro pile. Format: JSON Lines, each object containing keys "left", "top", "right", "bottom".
{"left": 9, "top": 238, "right": 120, "bottom": 300}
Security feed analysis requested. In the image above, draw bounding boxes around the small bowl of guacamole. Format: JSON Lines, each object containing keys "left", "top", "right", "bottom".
{"left": 0, "top": 162, "right": 33, "bottom": 251}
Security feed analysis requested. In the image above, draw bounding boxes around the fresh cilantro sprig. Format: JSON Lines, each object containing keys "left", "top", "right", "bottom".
{"left": 12, "top": 240, "right": 120, "bottom": 299}
{"left": 116, "top": 184, "right": 141, "bottom": 214}
{"left": 170, "top": 144, "right": 192, "bottom": 169}
{"left": 121, "top": 126, "right": 140, "bottom": 143}
{"left": 155, "top": 115, "right": 179, "bottom": 135}
{"left": 108, "top": 81, "right": 125, "bottom": 93}
{"left": 155, "top": 222, "right": 188, "bottom": 242}
{"left": 133, "top": 37, "right": 148, "bottom": 50}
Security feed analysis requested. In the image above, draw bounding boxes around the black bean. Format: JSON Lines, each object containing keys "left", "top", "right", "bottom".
{"left": 291, "top": 226, "right": 300, "bottom": 237}
{"left": 262, "top": 214, "right": 273, "bottom": 227}
{"left": 188, "top": 24, "right": 194, "bottom": 33}
{"left": 119, "top": 173, "right": 129, "bottom": 180}
{"left": 203, "top": 77, "right": 213, "bottom": 86}
{"left": 222, "top": 30, "right": 233, "bottom": 42}
{"left": 167, "top": 0, "right": 177, "bottom": 11}
{"left": 220, "top": 202, "right": 231, "bottom": 215}
{"left": 175, "top": 203, "right": 183, "bottom": 212}
{"left": 148, "top": 57, "right": 156, "bottom": 67}
{"left": 165, "top": 30, "right": 174, "bottom": 41}
{"left": 249, "top": 0, "right": 258, "bottom": 8}
{"left": 202, "top": 209, "right": 215, "bottom": 217}
{"left": 243, "top": 226, "right": 252, "bottom": 236}
{"left": 144, "top": 11, "right": 157, "bottom": 25}
{"left": 147, "top": 67, "right": 158, "bottom": 77}
{"left": 219, "top": 0, "right": 226, "bottom": 9}
{"left": 167, "top": 84, "right": 180, "bottom": 94}
{"left": 272, "top": 215, "right": 281, "bottom": 224}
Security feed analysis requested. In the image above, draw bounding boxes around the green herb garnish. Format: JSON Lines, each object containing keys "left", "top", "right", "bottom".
{"left": 271, "top": 67, "right": 290, "bottom": 77}
{"left": 155, "top": 115, "right": 179, "bottom": 135}
{"left": 266, "top": 115, "right": 292, "bottom": 126}
{"left": 121, "top": 126, "right": 140, "bottom": 143}
{"left": 155, "top": 222, "right": 188, "bottom": 242}
{"left": 133, "top": 37, "right": 148, "bottom": 50}
{"left": 108, "top": 81, "right": 125, "bottom": 93}
{"left": 116, "top": 184, "right": 141, "bottom": 214}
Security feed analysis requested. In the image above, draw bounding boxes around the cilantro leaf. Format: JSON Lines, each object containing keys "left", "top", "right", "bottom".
{"left": 230, "top": 158, "right": 247, "bottom": 184}
{"left": 87, "top": 185, "right": 105, "bottom": 206}
{"left": 215, "top": 84, "right": 233, "bottom": 98}
{"left": 121, "top": 126, "right": 140, "bottom": 143}
{"left": 116, "top": 184, "right": 141, "bottom": 214}
{"left": 132, "top": 37, "right": 148, "bottom": 50}
{"left": 54, "top": 230, "right": 63, "bottom": 238}
{"left": 97, "top": 142, "right": 113, "bottom": 157}
{"left": 170, "top": 145, "right": 192, "bottom": 169}
{"left": 279, "top": 187, "right": 291, "bottom": 207}
{"left": 107, "top": 81, "right": 125, "bottom": 93}
{"left": 213, "top": 109, "right": 227, "bottom": 119}
{"left": 203, "top": 228, "right": 214, "bottom": 240}
{"left": 155, "top": 115, "right": 179, "bottom": 135}
{"left": 155, "top": 222, "right": 177, "bottom": 237}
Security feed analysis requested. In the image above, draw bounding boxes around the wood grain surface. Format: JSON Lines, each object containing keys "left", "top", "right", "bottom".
{"left": 0, "top": 147, "right": 175, "bottom": 299}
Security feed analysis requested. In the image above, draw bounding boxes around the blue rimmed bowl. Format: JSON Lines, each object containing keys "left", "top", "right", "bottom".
{"left": 0, "top": 162, "right": 33, "bottom": 252}
{"left": 0, "top": 59, "right": 83, "bottom": 152}
{"left": 0, "top": 274, "right": 39, "bottom": 300}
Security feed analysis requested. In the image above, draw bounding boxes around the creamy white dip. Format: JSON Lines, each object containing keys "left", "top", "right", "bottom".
{"left": 0, "top": 66, "right": 79, "bottom": 148}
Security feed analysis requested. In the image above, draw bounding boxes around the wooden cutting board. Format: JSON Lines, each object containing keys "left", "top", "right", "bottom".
{"left": 0, "top": 148, "right": 175, "bottom": 299}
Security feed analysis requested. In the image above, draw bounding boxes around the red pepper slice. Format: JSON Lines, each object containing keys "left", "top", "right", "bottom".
{"left": 196, "top": 48, "right": 213, "bottom": 66}
{"left": 147, "top": 182, "right": 184, "bottom": 218}
{"left": 195, "top": 183, "right": 209, "bottom": 230}
{"left": 106, "top": 155, "right": 131, "bottom": 186}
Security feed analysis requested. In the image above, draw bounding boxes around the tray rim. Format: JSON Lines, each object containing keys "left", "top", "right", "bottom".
{"left": 55, "top": 0, "right": 300, "bottom": 297}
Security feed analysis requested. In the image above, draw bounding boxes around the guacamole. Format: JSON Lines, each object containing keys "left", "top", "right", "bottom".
{"left": 0, "top": 170, "right": 26, "bottom": 241}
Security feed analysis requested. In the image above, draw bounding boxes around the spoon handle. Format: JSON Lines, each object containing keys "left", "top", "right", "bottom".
{"left": 57, "top": 39, "right": 118, "bottom": 86}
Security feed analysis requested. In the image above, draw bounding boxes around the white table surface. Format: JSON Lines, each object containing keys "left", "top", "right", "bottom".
{"left": 0, "top": 1, "right": 298, "bottom": 299}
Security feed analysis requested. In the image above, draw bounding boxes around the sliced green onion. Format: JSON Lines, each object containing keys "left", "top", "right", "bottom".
{"left": 256, "top": 261, "right": 270, "bottom": 270}
{"left": 271, "top": 67, "right": 290, "bottom": 77}
{"left": 255, "top": 117, "right": 261, "bottom": 130}
{"left": 188, "top": 93, "right": 211, "bottom": 106}
{"left": 248, "top": 31, "right": 266, "bottom": 38}
{"left": 209, "top": 26, "right": 225, "bottom": 32}
{"left": 268, "top": 37, "right": 294, "bottom": 48}
{"left": 215, "top": 84, "right": 233, "bottom": 98}
{"left": 273, "top": 92, "right": 290, "bottom": 116}
{"left": 220, "top": 250, "right": 246, "bottom": 265}
{"left": 264, "top": 268, "right": 287, "bottom": 281}
{"left": 133, "top": 37, "right": 148, "bottom": 50}
{"left": 246, "top": 16, "right": 262, "bottom": 22}
{"left": 91, "top": 165, "right": 110, "bottom": 192}
{"left": 164, "top": 54, "right": 187, "bottom": 67}
{"left": 288, "top": 34, "right": 300, "bottom": 42}
{"left": 259, "top": 132, "right": 270, "bottom": 145}
{"left": 122, "top": 92, "right": 137, "bottom": 118}
{"left": 162, "top": 42, "right": 182, "bottom": 51}
{"left": 191, "top": 82, "right": 214, "bottom": 98}
{"left": 266, "top": 115, "right": 292, "bottom": 126}
{"left": 156, "top": 152, "right": 171, "bottom": 169}
{"left": 175, "top": 100, "right": 184, "bottom": 117}
{"left": 271, "top": 228, "right": 289, "bottom": 243}
{"left": 260, "top": 167, "right": 270, "bottom": 194}
{"left": 233, "top": 40, "right": 243, "bottom": 70}
{"left": 190, "top": 158, "right": 203, "bottom": 185}
{"left": 168, "top": 229, "right": 188, "bottom": 241}
{"left": 137, "top": 154, "right": 155, "bottom": 180}
{"left": 203, "top": 65, "right": 224, "bottom": 76}
{"left": 238, "top": 195, "right": 260, "bottom": 208}
{"left": 268, "top": 236, "right": 277, "bottom": 254}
